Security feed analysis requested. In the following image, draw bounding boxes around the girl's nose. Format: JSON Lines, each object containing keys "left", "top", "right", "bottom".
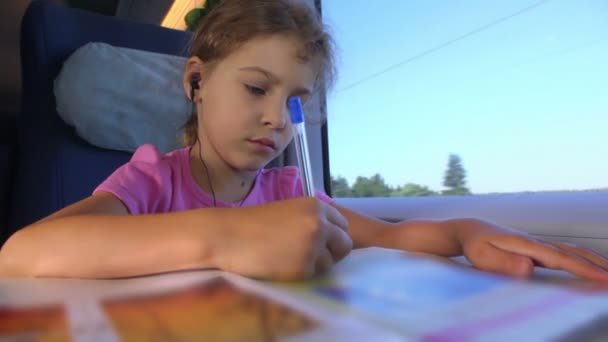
{"left": 263, "top": 102, "right": 288, "bottom": 129}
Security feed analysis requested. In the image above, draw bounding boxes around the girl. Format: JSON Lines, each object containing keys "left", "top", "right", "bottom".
{"left": 1, "top": 0, "right": 607, "bottom": 282}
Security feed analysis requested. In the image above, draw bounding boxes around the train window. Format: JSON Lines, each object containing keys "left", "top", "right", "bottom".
{"left": 322, "top": 1, "right": 608, "bottom": 198}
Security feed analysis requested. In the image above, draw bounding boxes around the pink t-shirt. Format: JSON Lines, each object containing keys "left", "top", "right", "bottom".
{"left": 94, "top": 144, "right": 332, "bottom": 214}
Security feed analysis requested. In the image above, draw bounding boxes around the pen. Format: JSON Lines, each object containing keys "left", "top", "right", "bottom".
{"left": 288, "top": 97, "right": 315, "bottom": 197}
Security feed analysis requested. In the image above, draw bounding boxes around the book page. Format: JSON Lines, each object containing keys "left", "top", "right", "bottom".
{"left": 271, "top": 248, "right": 608, "bottom": 340}
{"left": 0, "top": 269, "right": 399, "bottom": 341}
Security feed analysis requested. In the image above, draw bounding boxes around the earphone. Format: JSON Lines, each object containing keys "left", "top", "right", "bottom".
{"left": 189, "top": 77, "right": 200, "bottom": 102}
{"left": 188, "top": 76, "right": 219, "bottom": 205}
{"left": 188, "top": 74, "right": 256, "bottom": 207}
{"left": 187, "top": 74, "right": 257, "bottom": 207}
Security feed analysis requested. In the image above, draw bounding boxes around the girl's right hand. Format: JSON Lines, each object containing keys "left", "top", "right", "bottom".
{"left": 214, "top": 197, "right": 352, "bottom": 281}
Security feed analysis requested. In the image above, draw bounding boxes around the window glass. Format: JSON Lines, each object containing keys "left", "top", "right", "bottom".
{"left": 323, "top": 1, "right": 608, "bottom": 197}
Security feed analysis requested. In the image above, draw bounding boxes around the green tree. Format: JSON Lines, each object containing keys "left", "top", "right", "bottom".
{"left": 392, "top": 183, "right": 437, "bottom": 197}
{"left": 351, "top": 174, "right": 392, "bottom": 197}
{"left": 331, "top": 175, "right": 352, "bottom": 197}
{"left": 442, "top": 154, "right": 471, "bottom": 195}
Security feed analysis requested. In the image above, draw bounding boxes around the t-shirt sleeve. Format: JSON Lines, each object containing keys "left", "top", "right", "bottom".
{"left": 93, "top": 144, "right": 172, "bottom": 214}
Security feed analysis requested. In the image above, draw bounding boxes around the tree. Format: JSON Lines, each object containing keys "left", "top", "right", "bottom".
{"left": 351, "top": 174, "right": 392, "bottom": 197}
{"left": 331, "top": 175, "right": 352, "bottom": 197}
{"left": 392, "top": 183, "right": 437, "bottom": 197}
{"left": 442, "top": 154, "right": 471, "bottom": 195}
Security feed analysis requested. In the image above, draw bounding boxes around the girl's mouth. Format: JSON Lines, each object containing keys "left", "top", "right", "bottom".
{"left": 250, "top": 138, "right": 277, "bottom": 150}
{"left": 248, "top": 138, "right": 277, "bottom": 152}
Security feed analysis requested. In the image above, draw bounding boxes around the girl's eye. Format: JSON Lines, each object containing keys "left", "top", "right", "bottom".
{"left": 245, "top": 84, "right": 266, "bottom": 96}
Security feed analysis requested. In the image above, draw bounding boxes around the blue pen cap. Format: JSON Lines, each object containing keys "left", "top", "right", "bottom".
{"left": 288, "top": 97, "right": 304, "bottom": 124}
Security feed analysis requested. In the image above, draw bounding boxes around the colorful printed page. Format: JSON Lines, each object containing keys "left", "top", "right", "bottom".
{"left": 0, "top": 269, "right": 399, "bottom": 341}
{"left": 275, "top": 248, "right": 608, "bottom": 341}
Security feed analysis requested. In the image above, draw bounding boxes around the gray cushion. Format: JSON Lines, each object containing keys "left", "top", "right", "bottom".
{"left": 54, "top": 42, "right": 190, "bottom": 153}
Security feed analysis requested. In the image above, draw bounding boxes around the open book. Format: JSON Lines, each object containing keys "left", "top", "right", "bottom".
{"left": 1, "top": 247, "right": 607, "bottom": 341}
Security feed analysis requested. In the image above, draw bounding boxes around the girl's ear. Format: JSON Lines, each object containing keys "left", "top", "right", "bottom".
{"left": 183, "top": 56, "right": 204, "bottom": 101}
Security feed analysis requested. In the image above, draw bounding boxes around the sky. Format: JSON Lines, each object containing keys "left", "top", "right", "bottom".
{"left": 321, "top": 0, "right": 608, "bottom": 194}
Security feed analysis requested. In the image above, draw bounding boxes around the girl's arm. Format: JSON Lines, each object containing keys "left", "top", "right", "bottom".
{"left": 333, "top": 203, "right": 461, "bottom": 254}
{"left": 0, "top": 194, "right": 351, "bottom": 280}
{"left": 335, "top": 203, "right": 608, "bottom": 282}
{"left": 0, "top": 192, "right": 225, "bottom": 278}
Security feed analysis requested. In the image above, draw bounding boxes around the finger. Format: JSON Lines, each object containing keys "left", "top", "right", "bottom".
{"left": 315, "top": 247, "right": 334, "bottom": 275}
{"left": 324, "top": 222, "right": 353, "bottom": 262}
{"left": 490, "top": 237, "right": 608, "bottom": 282}
{"left": 323, "top": 203, "right": 349, "bottom": 232}
{"left": 549, "top": 242, "right": 608, "bottom": 271}
{"left": 469, "top": 242, "right": 534, "bottom": 278}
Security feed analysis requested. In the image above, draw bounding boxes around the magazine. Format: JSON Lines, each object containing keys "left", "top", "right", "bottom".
{"left": 1, "top": 247, "right": 607, "bottom": 341}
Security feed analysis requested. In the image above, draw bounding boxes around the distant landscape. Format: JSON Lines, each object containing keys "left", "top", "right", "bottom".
{"left": 331, "top": 154, "right": 608, "bottom": 198}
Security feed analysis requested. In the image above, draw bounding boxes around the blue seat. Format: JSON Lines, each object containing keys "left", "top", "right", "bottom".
{"left": 1, "top": 114, "right": 17, "bottom": 243}
{"left": 7, "top": 1, "right": 192, "bottom": 237}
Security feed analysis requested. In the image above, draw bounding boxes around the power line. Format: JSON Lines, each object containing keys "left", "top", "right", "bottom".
{"left": 337, "top": 0, "right": 552, "bottom": 93}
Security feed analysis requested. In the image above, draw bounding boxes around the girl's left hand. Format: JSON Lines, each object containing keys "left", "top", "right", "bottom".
{"left": 458, "top": 219, "right": 608, "bottom": 282}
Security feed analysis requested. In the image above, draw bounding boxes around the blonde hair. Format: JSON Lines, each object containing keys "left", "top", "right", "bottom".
{"left": 182, "top": 0, "right": 336, "bottom": 146}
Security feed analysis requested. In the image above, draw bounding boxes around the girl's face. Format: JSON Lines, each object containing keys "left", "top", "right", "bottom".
{"left": 184, "top": 35, "right": 317, "bottom": 172}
